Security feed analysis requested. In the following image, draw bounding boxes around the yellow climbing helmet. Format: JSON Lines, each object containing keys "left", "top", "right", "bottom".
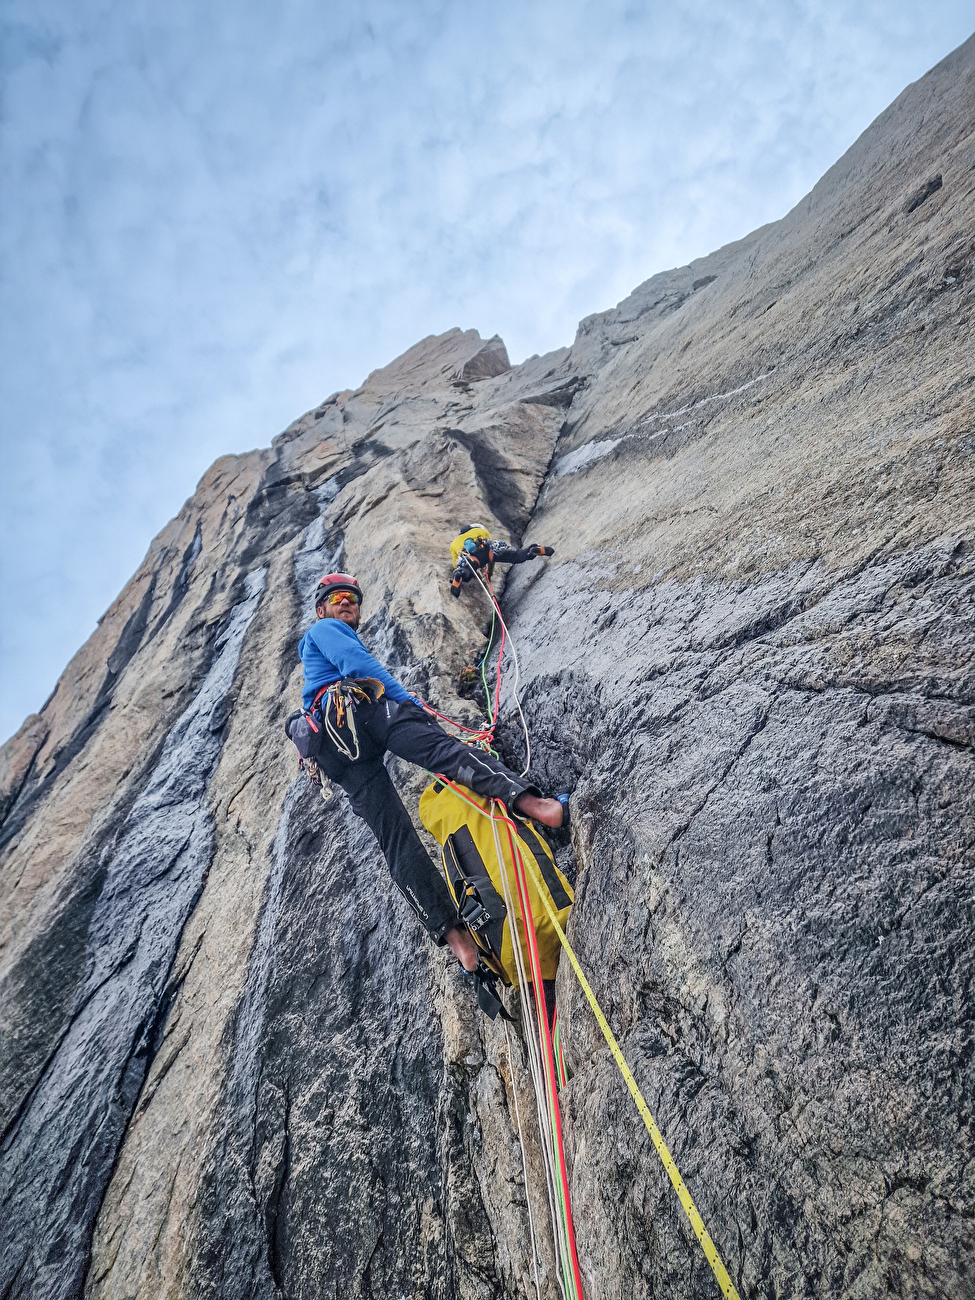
{"left": 450, "top": 525, "right": 492, "bottom": 569}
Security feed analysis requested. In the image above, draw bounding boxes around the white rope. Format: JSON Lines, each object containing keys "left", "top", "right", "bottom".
{"left": 489, "top": 802, "right": 569, "bottom": 1300}
{"left": 456, "top": 553, "right": 572, "bottom": 1288}
{"left": 503, "top": 1018, "right": 544, "bottom": 1300}
{"left": 466, "top": 560, "right": 532, "bottom": 777}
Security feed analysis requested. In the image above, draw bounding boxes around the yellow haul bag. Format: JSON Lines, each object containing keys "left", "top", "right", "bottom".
{"left": 418, "top": 780, "right": 573, "bottom": 986}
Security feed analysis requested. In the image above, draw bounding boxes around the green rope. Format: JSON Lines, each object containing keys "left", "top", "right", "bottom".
{"left": 428, "top": 776, "right": 585, "bottom": 1300}
{"left": 480, "top": 605, "right": 497, "bottom": 716}
{"left": 554, "top": 1021, "right": 568, "bottom": 1090}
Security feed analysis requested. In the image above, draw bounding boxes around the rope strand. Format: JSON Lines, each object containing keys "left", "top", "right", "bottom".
{"left": 503, "top": 1019, "right": 544, "bottom": 1300}
{"left": 415, "top": 557, "right": 523, "bottom": 765}
{"left": 431, "top": 775, "right": 742, "bottom": 1300}
{"left": 467, "top": 565, "right": 531, "bottom": 775}
{"left": 488, "top": 804, "right": 571, "bottom": 1299}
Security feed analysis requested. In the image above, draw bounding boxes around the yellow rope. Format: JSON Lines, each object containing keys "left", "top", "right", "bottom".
{"left": 429, "top": 777, "right": 741, "bottom": 1299}
{"left": 511, "top": 838, "right": 742, "bottom": 1300}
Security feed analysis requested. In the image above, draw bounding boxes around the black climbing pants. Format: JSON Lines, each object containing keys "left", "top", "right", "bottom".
{"left": 314, "top": 697, "right": 539, "bottom": 944}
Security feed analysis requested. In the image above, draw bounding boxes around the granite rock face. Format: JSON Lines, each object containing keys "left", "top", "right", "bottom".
{"left": 1, "top": 35, "right": 973, "bottom": 1300}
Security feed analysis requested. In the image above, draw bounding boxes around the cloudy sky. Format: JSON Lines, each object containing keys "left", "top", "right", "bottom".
{"left": 1, "top": 1, "right": 972, "bottom": 741}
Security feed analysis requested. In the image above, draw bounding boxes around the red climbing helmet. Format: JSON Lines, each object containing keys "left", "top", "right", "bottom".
{"left": 314, "top": 572, "right": 363, "bottom": 606}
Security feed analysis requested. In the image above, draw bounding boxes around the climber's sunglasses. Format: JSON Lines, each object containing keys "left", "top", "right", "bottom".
{"left": 324, "top": 590, "right": 361, "bottom": 606}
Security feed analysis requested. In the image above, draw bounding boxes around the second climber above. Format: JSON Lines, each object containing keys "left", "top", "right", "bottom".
{"left": 448, "top": 524, "right": 554, "bottom": 598}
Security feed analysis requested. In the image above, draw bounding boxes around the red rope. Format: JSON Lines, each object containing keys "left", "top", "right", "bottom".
{"left": 500, "top": 813, "right": 585, "bottom": 1297}
{"left": 417, "top": 576, "right": 507, "bottom": 742}
{"left": 427, "top": 769, "right": 585, "bottom": 1296}
{"left": 418, "top": 702, "right": 492, "bottom": 739}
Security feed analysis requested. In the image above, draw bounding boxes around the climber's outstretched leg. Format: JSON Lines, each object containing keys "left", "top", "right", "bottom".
{"left": 376, "top": 702, "right": 565, "bottom": 826}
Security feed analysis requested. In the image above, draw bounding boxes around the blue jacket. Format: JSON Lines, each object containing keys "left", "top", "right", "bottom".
{"left": 298, "top": 618, "right": 418, "bottom": 709}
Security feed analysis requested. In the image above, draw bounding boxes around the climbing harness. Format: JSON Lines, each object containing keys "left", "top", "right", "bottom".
{"left": 285, "top": 677, "right": 385, "bottom": 766}
{"left": 321, "top": 677, "right": 385, "bottom": 761}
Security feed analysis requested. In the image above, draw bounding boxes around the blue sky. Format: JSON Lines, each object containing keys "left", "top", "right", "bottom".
{"left": 1, "top": 1, "right": 972, "bottom": 741}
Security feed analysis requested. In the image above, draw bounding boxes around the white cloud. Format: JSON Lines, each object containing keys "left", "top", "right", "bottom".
{"left": 1, "top": 0, "right": 972, "bottom": 737}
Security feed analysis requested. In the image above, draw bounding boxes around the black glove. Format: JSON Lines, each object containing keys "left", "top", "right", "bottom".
{"left": 449, "top": 580, "right": 462, "bottom": 598}
{"left": 528, "top": 544, "right": 555, "bottom": 558}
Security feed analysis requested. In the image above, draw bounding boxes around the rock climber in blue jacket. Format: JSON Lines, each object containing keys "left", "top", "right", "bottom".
{"left": 295, "top": 572, "right": 566, "bottom": 972}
